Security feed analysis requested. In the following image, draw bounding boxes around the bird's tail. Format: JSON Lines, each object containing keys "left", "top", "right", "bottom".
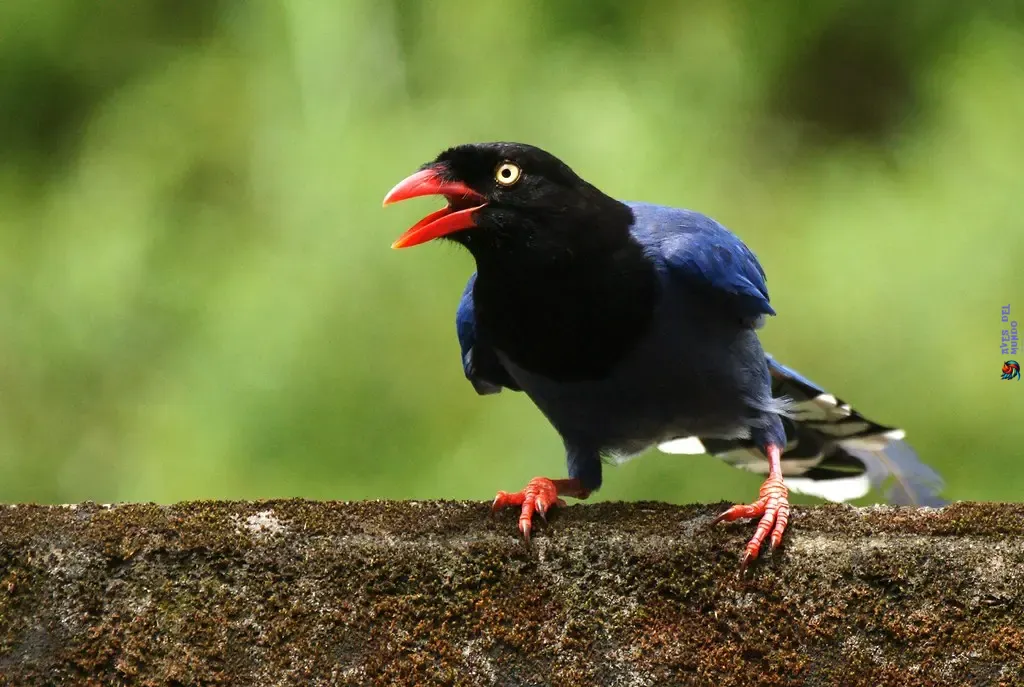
{"left": 658, "top": 355, "right": 946, "bottom": 506}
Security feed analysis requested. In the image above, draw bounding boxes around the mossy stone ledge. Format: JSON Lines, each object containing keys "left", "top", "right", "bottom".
{"left": 1, "top": 500, "right": 1023, "bottom": 686}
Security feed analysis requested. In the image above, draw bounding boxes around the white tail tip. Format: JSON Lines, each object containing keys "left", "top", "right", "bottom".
{"left": 657, "top": 436, "right": 707, "bottom": 455}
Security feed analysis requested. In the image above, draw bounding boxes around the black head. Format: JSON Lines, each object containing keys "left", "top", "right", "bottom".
{"left": 382, "top": 142, "right": 634, "bottom": 261}
{"left": 384, "top": 142, "right": 661, "bottom": 383}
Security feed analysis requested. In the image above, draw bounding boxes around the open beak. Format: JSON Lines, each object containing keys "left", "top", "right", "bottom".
{"left": 382, "top": 167, "right": 487, "bottom": 249}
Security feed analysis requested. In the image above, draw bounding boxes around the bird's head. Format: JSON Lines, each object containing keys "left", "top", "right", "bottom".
{"left": 382, "top": 142, "right": 632, "bottom": 256}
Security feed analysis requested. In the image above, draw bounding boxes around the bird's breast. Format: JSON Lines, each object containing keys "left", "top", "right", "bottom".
{"left": 471, "top": 263, "right": 660, "bottom": 382}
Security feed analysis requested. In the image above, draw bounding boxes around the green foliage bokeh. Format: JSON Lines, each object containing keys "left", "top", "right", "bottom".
{"left": 1, "top": 1, "right": 1021, "bottom": 506}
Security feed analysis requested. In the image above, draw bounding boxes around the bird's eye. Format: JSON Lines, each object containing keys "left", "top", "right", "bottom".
{"left": 495, "top": 162, "right": 521, "bottom": 186}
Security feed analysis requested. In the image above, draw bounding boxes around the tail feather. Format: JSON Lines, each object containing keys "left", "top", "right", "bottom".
{"left": 840, "top": 439, "right": 946, "bottom": 507}
{"left": 658, "top": 354, "right": 946, "bottom": 506}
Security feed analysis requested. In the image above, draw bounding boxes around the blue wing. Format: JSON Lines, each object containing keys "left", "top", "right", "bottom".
{"left": 626, "top": 202, "right": 775, "bottom": 326}
{"left": 456, "top": 273, "right": 520, "bottom": 395}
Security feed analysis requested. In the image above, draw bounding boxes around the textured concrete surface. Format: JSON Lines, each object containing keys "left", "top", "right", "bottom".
{"left": 0, "top": 500, "right": 1022, "bottom": 686}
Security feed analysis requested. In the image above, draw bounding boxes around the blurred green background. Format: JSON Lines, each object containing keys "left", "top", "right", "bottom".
{"left": 1, "top": 1, "right": 1021, "bottom": 507}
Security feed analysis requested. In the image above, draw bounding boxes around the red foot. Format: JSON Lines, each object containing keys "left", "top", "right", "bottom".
{"left": 715, "top": 466, "right": 790, "bottom": 572}
{"left": 491, "top": 477, "right": 587, "bottom": 541}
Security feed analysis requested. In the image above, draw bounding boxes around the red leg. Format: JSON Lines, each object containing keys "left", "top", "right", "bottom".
{"left": 492, "top": 477, "right": 590, "bottom": 541}
{"left": 714, "top": 444, "right": 790, "bottom": 572}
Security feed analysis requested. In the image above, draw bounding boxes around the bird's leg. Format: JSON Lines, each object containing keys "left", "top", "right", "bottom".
{"left": 492, "top": 477, "right": 591, "bottom": 541}
{"left": 713, "top": 443, "right": 790, "bottom": 572}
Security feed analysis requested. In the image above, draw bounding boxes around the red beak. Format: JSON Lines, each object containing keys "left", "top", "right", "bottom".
{"left": 382, "top": 167, "right": 486, "bottom": 249}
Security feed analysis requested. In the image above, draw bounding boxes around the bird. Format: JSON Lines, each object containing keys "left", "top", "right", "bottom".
{"left": 382, "top": 142, "right": 945, "bottom": 570}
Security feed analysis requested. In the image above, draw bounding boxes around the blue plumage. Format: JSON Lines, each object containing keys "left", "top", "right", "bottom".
{"left": 628, "top": 203, "right": 775, "bottom": 323}
{"left": 454, "top": 274, "right": 487, "bottom": 390}
{"left": 456, "top": 203, "right": 774, "bottom": 387}
{"left": 456, "top": 273, "right": 518, "bottom": 396}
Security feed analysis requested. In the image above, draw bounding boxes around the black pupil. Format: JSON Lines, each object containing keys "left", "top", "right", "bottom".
{"left": 501, "top": 167, "right": 512, "bottom": 178}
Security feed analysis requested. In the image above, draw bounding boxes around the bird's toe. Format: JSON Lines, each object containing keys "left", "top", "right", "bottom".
{"left": 715, "top": 476, "right": 790, "bottom": 571}
{"left": 492, "top": 476, "right": 567, "bottom": 541}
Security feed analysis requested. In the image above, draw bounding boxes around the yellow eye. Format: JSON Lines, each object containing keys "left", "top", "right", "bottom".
{"left": 495, "top": 162, "right": 521, "bottom": 186}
